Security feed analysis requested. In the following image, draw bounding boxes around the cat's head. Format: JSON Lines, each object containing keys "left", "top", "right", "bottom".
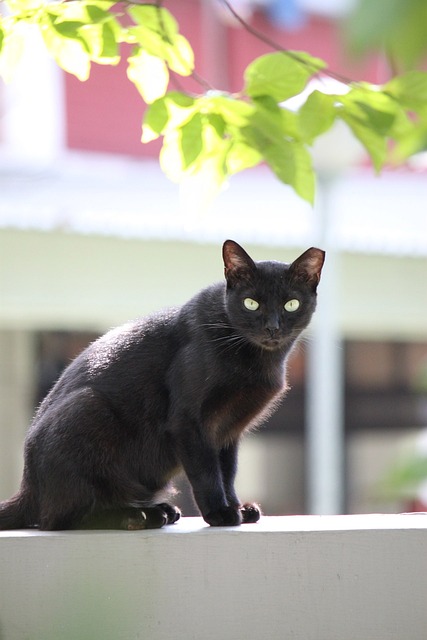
{"left": 222, "top": 240, "right": 325, "bottom": 351}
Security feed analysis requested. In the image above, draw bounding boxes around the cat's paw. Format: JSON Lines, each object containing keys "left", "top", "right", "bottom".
{"left": 240, "top": 502, "right": 261, "bottom": 524}
{"left": 157, "top": 503, "right": 181, "bottom": 525}
{"left": 204, "top": 506, "right": 243, "bottom": 527}
{"left": 124, "top": 510, "right": 149, "bottom": 531}
{"left": 141, "top": 506, "right": 168, "bottom": 529}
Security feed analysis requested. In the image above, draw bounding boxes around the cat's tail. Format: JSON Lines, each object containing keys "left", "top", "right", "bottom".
{"left": 0, "top": 489, "right": 37, "bottom": 530}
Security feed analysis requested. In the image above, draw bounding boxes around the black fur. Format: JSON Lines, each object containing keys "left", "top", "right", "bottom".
{"left": 0, "top": 240, "right": 324, "bottom": 530}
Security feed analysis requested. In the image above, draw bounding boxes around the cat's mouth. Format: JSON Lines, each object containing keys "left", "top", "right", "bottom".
{"left": 257, "top": 336, "right": 287, "bottom": 351}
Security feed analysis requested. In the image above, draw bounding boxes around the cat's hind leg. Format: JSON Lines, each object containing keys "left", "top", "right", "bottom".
{"left": 40, "top": 506, "right": 174, "bottom": 531}
{"left": 78, "top": 505, "right": 179, "bottom": 530}
{"left": 79, "top": 507, "right": 158, "bottom": 530}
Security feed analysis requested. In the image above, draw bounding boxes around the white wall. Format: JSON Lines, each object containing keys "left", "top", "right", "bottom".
{"left": 0, "top": 331, "right": 33, "bottom": 499}
{"left": 0, "top": 515, "right": 426, "bottom": 640}
{"left": 1, "top": 228, "right": 427, "bottom": 339}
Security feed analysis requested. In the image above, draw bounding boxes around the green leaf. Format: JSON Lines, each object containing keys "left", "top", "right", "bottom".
{"left": 279, "top": 107, "right": 300, "bottom": 140}
{"left": 127, "top": 25, "right": 168, "bottom": 58}
{"left": 384, "top": 71, "right": 427, "bottom": 110}
{"left": 180, "top": 112, "right": 204, "bottom": 169}
{"left": 391, "top": 120, "right": 427, "bottom": 161}
{"left": 78, "top": 21, "right": 120, "bottom": 64}
{"left": 142, "top": 92, "right": 195, "bottom": 142}
{"left": 160, "top": 109, "right": 229, "bottom": 187}
{"left": 98, "top": 21, "right": 120, "bottom": 62}
{"left": 335, "top": 86, "right": 411, "bottom": 169}
{"left": 127, "top": 48, "right": 169, "bottom": 103}
{"left": 206, "top": 113, "right": 226, "bottom": 138}
{"left": 126, "top": 6, "right": 175, "bottom": 54}
{"left": 263, "top": 139, "right": 315, "bottom": 204}
{"left": 36, "top": 1, "right": 123, "bottom": 68}
{"left": 85, "top": 4, "right": 112, "bottom": 24}
{"left": 142, "top": 99, "right": 169, "bottom": 143}
{"left": 245, "top": 53, "right": 306, "bottom": 102}
{"left": 162, "top": 93, "right": 196, "bottom": 132}
{"left": 345, "top": 0, "right": 405, "bottom": 54}
{"left": 55, "top": 38, "right": 91, "bottom": 80}
{"left": 345, "top": 0, "right": 427, "bottom": 68}
{"left": 244, "top": 51, "right": 325, "bottom": 102}
{"left": 146, "top": 82, "right": 316, "bottom": 202}
{"left": 165, "top": 33, "right": 194, "bottom": 76}
{"left": 354, "top": 101, "right": 396, "bottom": 136}
{"left": 201, "top": 115, "right": 227, "bottom": 163}
{"left": 49, "top": 2, "right": 91, "bottom": 25}
{"left": 128, "top": 20, "right": 194, "bottom": 77}
{"left": 287, "top": 51, "right": 327, "bottom": 72}
{"left": 339, "top": 110, "right": 387, "bottom": 171}
{"left": 84, "top": 1, "right": 117, "bottom": 10}
{"left": 40, "top": 13, "right": 91, "bottom": 80}
{"left": 52, "top": 20, "right": 86, "bottom": 40}
{"left": 203, "top": 94, "right": 256, "bottom": 129}
{"left": 245, "top": 97, "right": 294, "bottom": 150}
{"left": 343, "top": 85, "right": 399, "bottom": 117}
{"left": 243, "top": 132, "right": 314, "bottom": 202}
{"left": 128, "top": 5, "right": 179, "bottom": 39}
{"left": 7, "top": 0, "right": 45, "bottom": 11}
{"left": 226, "top": 140, "right": 262, "bottom": 174}
{"left": 298, "top": 90, "right": 336, "bottom": 143}
{"left": 53, "top": 37, "right": 91, "bottom": 80}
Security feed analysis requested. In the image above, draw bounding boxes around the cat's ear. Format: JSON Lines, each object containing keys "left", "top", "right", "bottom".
{"left": 289, "top": 248, "right": 325, "bottom": 290}
{"left": 222, "top": 240, "right": 256, "bottom": 286}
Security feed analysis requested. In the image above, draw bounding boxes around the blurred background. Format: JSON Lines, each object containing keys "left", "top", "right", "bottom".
{"left": 1, "top": 0, "right": 427, "bottom": 516}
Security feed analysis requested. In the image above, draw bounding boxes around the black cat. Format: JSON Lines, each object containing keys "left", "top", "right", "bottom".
{"left": 0, "top": 240, "right": 324, "bottom": 530}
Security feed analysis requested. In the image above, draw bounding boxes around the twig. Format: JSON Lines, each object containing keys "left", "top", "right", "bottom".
{"left": 217, "top": 0, "right": 355, "bottom": 86}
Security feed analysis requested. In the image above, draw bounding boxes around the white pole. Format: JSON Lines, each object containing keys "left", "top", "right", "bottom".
{"left": 306, "top": 175, "right": 345, "bottom": 514}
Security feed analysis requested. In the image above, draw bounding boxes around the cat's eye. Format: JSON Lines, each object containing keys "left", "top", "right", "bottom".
{"left": 243, "top": 298, "right": 259, "bottom": 311}
{"left": 284, "top": 299, "right": 300, "bottom": 312}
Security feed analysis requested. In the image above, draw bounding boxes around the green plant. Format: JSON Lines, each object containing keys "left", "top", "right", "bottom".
{"left": 1, "top": 0, "right": 427, "bottom": 203}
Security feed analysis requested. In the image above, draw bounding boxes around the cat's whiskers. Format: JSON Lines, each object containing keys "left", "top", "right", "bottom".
{"left": 199, "top": 322, "right": 233, "bottom": 331}
{"left": 199, "top": 321, "right": 250, "bottom": 356}
{"left": 210, "top": 332, "right": 249, "bottom": 357}
{"left": 291, "top": 333, "right": 312, "bottom": 355}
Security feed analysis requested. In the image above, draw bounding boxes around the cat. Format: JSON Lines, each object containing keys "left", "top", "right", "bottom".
{"left": 0, "top": 240, "right": 324, "bottom": 530}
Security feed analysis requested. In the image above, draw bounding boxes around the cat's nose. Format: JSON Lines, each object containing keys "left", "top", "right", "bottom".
{"left": 266, "top": 326, "right": 279, "bottom": 338}
{"left": 265, "top": 316, "right": 280, "bottom": 338}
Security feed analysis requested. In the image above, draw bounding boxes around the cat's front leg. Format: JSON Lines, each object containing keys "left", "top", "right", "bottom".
{"left": 177, "top": 425, "right": 242, "bottom": 526}
{"left": 219, "top": 442, "right": 241, "bottom": 507}
{"left": 220, "top": 443, "right": 262, "bottom": 524}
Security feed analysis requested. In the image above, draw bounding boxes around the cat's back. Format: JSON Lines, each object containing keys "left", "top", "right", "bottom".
{"left": 88, "top": 308, "right": 181, "bottom": 375}
{"left": 38, "top": 308, "right": 184, "bottom": 408}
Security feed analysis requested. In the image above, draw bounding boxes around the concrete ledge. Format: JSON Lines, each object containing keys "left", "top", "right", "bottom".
{"left": 1, "top": 514, "right": 427, "bottom": 640}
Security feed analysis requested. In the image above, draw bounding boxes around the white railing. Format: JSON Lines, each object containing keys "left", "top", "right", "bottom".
{"left": 1, "top": 514, "right": 427, "bottom": 640}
